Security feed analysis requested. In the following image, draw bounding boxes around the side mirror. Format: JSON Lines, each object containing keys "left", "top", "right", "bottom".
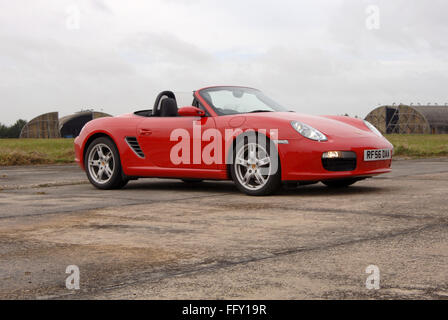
{"left": 178, "top": 106, "right": 206, "bottom": 117}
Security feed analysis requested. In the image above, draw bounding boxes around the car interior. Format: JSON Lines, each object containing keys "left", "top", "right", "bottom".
{"left": 134, "top": 90, "right": 209, "bottom": 118}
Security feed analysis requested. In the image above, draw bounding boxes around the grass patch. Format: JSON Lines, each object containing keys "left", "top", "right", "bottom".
{"left": 0, "top": 139, "right": 75, "bottom": 166}
{"left": 385, "top": 134, "right": 448, "bottom": 158}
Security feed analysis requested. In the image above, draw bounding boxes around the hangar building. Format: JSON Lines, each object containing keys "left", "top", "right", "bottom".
{"left": 20, "top": 111, "right": 112, "bottom": 138}
{"left": 365, "top": 105, "right": 448, "bottom": 134}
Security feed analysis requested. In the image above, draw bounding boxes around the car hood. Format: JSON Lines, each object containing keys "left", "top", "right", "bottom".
{"left": 243, "top": 112, "right": 374, "bottom": 139}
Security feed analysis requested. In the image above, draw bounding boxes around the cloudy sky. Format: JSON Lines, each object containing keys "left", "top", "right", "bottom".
{"left": 1, "top": 0, "right": 447, "bottom": 124}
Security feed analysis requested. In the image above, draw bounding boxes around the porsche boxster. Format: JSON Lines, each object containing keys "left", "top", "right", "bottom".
{"left": 74, "top": 86, "right": 393, "bottom": 195}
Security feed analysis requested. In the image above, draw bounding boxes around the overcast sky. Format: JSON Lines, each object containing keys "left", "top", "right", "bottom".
{"left": 1, "top": 0, "right": 447, "bottom": 124}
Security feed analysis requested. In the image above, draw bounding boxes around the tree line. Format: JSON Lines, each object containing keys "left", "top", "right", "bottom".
{"left": 0, "top": 120, "right": 28, "bottom": 138}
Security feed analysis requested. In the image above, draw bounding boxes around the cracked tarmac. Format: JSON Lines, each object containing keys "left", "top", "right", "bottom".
{"left": 0, "top": 159, "right": 447, "bottom": 299}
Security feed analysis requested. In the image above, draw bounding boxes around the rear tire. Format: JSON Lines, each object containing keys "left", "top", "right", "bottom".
{"left": 322, "top": 179, "right": 358, "bottom": 188}
{"left": 84, "top": 137, "right": 127, "bottom": 190}
{"left": 230, "top": 135, "right": 281, "bottom": 196}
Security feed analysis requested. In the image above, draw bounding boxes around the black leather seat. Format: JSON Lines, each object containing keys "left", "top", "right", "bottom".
{"left": 159, "top": 98, "right": 178, "bottom": 117}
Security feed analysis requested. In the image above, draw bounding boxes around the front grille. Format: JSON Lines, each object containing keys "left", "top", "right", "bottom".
{"left": 125, "top": 137, "right": 145, "bottom": 158}
{"left": 322, "top": 151, "right": 357, "bottom": 171}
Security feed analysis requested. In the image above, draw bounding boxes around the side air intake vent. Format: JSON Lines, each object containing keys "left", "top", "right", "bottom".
{"left": 125, "top": 137, "right": 145, "bottom": 158}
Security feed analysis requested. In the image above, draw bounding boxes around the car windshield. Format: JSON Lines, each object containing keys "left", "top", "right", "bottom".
{"left": 199, "top": 87, "right": 288, "bottom": 115}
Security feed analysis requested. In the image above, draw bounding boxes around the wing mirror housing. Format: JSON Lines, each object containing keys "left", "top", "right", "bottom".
{"left": 178, "top": 106, "right": 206, "bottom": 117}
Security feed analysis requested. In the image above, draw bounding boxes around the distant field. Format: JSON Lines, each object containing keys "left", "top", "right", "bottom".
{"left": 0, "top": 135, "right": 447, "bottom": 166}
{"left": 0, "top": 139, "right": 75, "bottom": 166}
{"left": 385, "top": 134, "right": 448, "bottom": 158}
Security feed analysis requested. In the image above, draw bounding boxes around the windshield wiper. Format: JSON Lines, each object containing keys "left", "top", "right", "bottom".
{"left": 248, "top": 110, "right": 273, "bottom": 113}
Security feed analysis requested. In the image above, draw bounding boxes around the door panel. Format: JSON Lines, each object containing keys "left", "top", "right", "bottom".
{"left": 137, "top": 116, "right": 217, "bottom": 170}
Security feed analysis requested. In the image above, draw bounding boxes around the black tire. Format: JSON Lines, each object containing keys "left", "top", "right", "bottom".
{"left": 230, "top": 135, "right": 281, "bottom": 196}
{"left": 181, "top": 179, "right": 204, "bottom": 183}
{"left": 116, "top": 178, "right": 129, "bottom": 189}
{"left": 322, "top": 178, "right": 358, "bottom": 188}
{"left": 84, "top": 137, "right": 127, "bottom": 190}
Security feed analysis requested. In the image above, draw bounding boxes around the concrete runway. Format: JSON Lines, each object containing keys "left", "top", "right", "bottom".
{"left": 0, "top": 159, "right": 447, "bottom": 299}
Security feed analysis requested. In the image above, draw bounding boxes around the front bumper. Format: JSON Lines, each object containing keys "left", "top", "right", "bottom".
{"left": 278, "top": 136, "right": 392, "bottom": 181}
{"left": 74, "top": 136, "right": 84, "bottom": 170}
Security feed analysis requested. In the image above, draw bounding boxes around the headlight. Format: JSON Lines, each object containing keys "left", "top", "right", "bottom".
{"left": 363, "top": 120, "right": 382, "bottom": 137}
{"left": 291, "top": 121, "right": 327, "bottom": 141}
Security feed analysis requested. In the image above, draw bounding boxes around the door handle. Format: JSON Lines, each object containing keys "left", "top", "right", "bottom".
{"left": 139, "top": 128, "right": 152, "bottom": 136}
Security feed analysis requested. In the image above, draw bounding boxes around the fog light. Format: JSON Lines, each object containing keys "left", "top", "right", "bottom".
{"left": 322, "top": 151, "right": 342, "bottom": 159}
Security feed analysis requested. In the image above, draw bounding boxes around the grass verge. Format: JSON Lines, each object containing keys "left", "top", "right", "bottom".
{"left": 385, "top": 134, "right": 448, "bottom": 158}
{"left": 0, "top": 135, "right": 447, "bottom": 166}
{"left": 0, "top": 139, "right": 75, "bottom": 166}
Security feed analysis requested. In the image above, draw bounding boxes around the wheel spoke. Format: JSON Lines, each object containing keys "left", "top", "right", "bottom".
{"left": 89, "top": 160, "right": 101, "bottom": 167}
{"left": 254, "top": 172, "right": 265, "bottom": 185}
{"left": 236, "top": 157, "right": 248, "bottom": 167}
{"left": 97, "top": 168, "right": 105, "bottom": 180}
{"left": 258, "top": 157, "right": 270, "bottom": 166}
{"left": 105, "top": 152, "right": 112, "bottom": 162}
{"left": 96, "top": 146, "right": 105, "bottom": 158}
{"left": 242, "top": 171, "right": 251, "bottom": 184}
{"left": 248, "top": 144, "right": 256, "bottom": 160}
{"left": 105, "top": 166, "right": 113, "bottom": 177}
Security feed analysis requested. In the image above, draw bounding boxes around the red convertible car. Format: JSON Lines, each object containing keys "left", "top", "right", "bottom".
{"left": 74, "top": 86, "right": 393, "bottom": 195}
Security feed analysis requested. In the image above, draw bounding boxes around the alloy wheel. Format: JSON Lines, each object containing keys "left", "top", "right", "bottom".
{"left": 87, "top": 143, "right": 115, "bottom": 184}
{"left": 234, "top": 142, "right": 272, "bottom": 191}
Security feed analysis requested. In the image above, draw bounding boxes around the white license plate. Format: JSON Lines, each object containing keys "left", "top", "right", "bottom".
{"left": 364, "top": 149, "right": 392, "bottom": 161}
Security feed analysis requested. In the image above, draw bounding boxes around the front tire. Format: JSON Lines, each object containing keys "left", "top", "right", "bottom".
{"left": 230, "top": 135, "right": 281, "bottom": 196}
{"left": 84, "top": 137, "right": 127, "bottom": 189}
